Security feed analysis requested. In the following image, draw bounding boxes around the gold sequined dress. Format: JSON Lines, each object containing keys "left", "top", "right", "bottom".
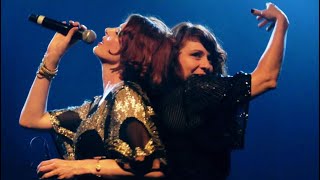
{"left": 49, "top": 81, "right": 166, "bottom": 176}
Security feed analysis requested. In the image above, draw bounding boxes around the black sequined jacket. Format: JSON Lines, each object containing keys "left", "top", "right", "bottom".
{"left": 153, "top": 72, "right": 251, "bottom": 180}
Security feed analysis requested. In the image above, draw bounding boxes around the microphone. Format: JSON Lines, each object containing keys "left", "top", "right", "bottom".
{"left": 28, "top": 14, "right": 97, "bottom": 44}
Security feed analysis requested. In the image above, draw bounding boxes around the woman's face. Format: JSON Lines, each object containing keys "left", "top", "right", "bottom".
{"left": 178, "top": 40, "right": 213, "bottom": 80}
{"left": 93, "top": 23, "right": 125, "bottom": 63}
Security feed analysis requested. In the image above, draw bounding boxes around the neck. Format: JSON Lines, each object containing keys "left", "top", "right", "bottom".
{"left": 101, "top": 62, "right": 122, "bottom": 91}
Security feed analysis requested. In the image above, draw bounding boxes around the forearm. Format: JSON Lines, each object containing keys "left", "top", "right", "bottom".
{"left": 254, "top": 17, "right": 289, "bottom": 78}
{"left": 19, "top": 54, "right": 59, "bottom": 129}
{"left": 74, "top": 159, "right": 164, "bottom": 178}
{"left": 38, "top": 158, "right": 165, "bottom": 179}
{"left": 77, "top": 159, "right": 134, "bottom": 178}
{"left": 251, "top": 16, "right": 289, "bottom": 96}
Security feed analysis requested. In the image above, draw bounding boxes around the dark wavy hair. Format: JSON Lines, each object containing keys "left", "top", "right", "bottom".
{"left": 117, "top": 14, "right": 173, "bottom": 88}
{"left": 170, "top": 22, "right": 227, "bottom": 81}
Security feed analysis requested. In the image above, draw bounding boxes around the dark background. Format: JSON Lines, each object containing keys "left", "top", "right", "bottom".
{"left": 1, "top": 0, "right": 318, "bottom": 179}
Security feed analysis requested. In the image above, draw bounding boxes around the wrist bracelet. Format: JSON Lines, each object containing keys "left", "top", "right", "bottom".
{"left": 93, "top": 156, "right": 106, "bottom": 177}
{"left": 36, "top": 58, "right": 58, "bottom": 81}
{"left": 41, "top": 57, "right": 58, "bottom": 72}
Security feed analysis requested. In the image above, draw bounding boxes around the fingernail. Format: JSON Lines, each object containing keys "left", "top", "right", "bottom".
{"left": 251, "top": 9, "right": 255, "bottom": 13}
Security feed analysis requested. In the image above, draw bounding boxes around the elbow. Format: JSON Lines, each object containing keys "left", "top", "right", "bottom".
{"left": 19, "top": 111, "right": 51, "bottom": 129}
{"left": 19, "top": 108, "right": 31, "bottom": 128}
{"left": 19, "top": 112, "right": 37, "bottom": 128}
{"left": 251, "top": 75, "right": 278, "bottom": 97}
{"left": 19, "top": 116, "right": 31, "bottom": 128}
{"left": 262, "top": 73, "right": 278, "bottom": 90}
{"left": 267, "top": 79, "right": 278, "bottom": 90}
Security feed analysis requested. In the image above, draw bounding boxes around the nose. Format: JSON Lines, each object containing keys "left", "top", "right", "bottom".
{"left": 200, "top": 58, "right": 213, "bottom": 73}
{"left": 105, "top": 27, "right": 117, "bottom": 35}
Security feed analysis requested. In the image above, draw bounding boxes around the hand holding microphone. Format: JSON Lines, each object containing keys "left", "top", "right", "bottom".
{"left": 28, "top": 14, "right": 98, "bottom": 69}
{"left": 29, "top": 14, "right": 97, "bottom": 44}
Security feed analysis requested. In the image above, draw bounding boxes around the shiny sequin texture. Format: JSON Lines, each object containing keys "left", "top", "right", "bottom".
{"left": 49, "top": 81, "right": 166, "bottom": 163}
{"left": 182, "top": 71, "right": 251, "bottom": 149}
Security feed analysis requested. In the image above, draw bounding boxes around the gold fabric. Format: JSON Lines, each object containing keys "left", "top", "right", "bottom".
{"left": 49, "top": 81, "right": 165, "bottom": 163}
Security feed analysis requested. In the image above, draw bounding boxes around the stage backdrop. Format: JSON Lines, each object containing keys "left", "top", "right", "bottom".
{"left": 1, "top": 0, "right": 318, "bottom": 179}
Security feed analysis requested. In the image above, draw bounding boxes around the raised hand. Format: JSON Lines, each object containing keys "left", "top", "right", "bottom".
{"left": 44, "top": 21, "right": 88, "bottom": 69}
{"left": 251, "top": 2, "right": 289, "bottom": 31}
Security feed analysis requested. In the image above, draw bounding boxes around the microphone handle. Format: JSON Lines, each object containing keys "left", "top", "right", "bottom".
{"left": 28, "top": 14, "right": 83, "bottom": 40}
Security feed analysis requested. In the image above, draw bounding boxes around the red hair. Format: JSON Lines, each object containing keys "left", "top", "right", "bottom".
{"left": 117, "top": 14, "right": 174, "bottom": 89}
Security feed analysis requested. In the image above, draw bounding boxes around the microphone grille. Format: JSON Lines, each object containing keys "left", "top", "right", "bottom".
{"left": 82, "top": 30, "right": 97, "bottom": 44}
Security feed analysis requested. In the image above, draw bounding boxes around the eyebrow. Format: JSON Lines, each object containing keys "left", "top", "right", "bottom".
{"left": 189, "top": 49, "right": 210, "bottom": 55}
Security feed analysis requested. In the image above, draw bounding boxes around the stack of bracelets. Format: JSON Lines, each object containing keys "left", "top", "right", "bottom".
{"left": 36, "top": 58, "right": 58, "bottom": 81}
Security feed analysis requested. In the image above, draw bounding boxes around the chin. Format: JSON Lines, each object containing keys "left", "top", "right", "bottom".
{"left": 93, "top": 47, "right": 105, "bottom": 59}
{"left": 92, "top": 46, "right": 98, "bottom": 55}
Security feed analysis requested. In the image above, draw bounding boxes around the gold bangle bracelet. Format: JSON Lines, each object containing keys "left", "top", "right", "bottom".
{"left": 41, "top": 58, "right": 58, "bottom": 73}
{"left": 40, "top": 62, "right": 58, "bottom": 75}
{"left": 36, "top": 71, "right": 55, "bottom": 81}
{"left": 36, "top": 59, "right": 58, "bottom": 81}
{"left": 96, "top": 162, "right": 101, "bottom": 177}
{"left": 94, "top": 156, "right": 106, "bottom": 177}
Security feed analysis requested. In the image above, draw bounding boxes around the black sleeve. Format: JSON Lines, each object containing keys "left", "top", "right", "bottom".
{"left": 116, "top": 118, "right": 166, "bottom": 176}
{"left": 221, "top": 72, "right": 251, "bottom": 149}
{"left": 119, "top": 118, "right": 153, "bottom": 175}
{"left": 110, "top": 86, "right": 167, "bottom": 176}
{"left": 48, "top": 100, "right": 93, "bottom": 160}
{"left": 184, "top": 72, "right": 251, "bottom": 149}
{"left": 48, "top": 110, "right": 82, "bottom": 160}
{"left": 120, "top": 118, "right": 151, "bottom": 149}
{"left": 160, "top": 72, "right": 251, "bottom": 148}
{"left": 54, "top": 111, "right": 82, "bottom": 132}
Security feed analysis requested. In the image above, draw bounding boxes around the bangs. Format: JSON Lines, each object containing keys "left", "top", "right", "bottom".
{"left": 181, "top": 28, "right": 216, "bottom": 57}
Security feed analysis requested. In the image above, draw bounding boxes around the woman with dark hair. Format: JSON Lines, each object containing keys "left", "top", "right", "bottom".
{"left": 19, "top": 14, "right": 172, "bottom": 179}
{"left": 148, "top": 3, "right": 289, "bottom": 180}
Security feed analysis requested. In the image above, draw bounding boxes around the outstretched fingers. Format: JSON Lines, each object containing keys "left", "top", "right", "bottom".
{"left": 266, "top": 22, "right": 275, "bottom": 31}
{"left": 251, "top": 8, "right": 276, "bottom": 31}
{"left": 251, "top": 8, "right": 263, "bottom": 17}
{"left": 258, "top": 19, "right": 269, "bottom": 28}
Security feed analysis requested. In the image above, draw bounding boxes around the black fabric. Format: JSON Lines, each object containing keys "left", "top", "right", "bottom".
{"left": 120, "top": 118, "right": 151, "bottom": 149}
{"left": 152, "top": 72, "right": 251, "bottom": 180}
{"left": 119, "top": 117, "right": 154, "bottom": 176}
{"left": 56, "top": 111, "right": 82, "bottom": 132}
{"left": 75, "top": 129, "right": 107, "bottom": 159}
{"left": 73, "top": 130, "right": 106, "bottom": 180}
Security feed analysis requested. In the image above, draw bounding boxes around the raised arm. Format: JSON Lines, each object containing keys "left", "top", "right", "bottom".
{"left": 250, "top": 3, "right": 289, "bottom": 98}
{"left": 19, "top": 21, "right": 81, "bottom": 129}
